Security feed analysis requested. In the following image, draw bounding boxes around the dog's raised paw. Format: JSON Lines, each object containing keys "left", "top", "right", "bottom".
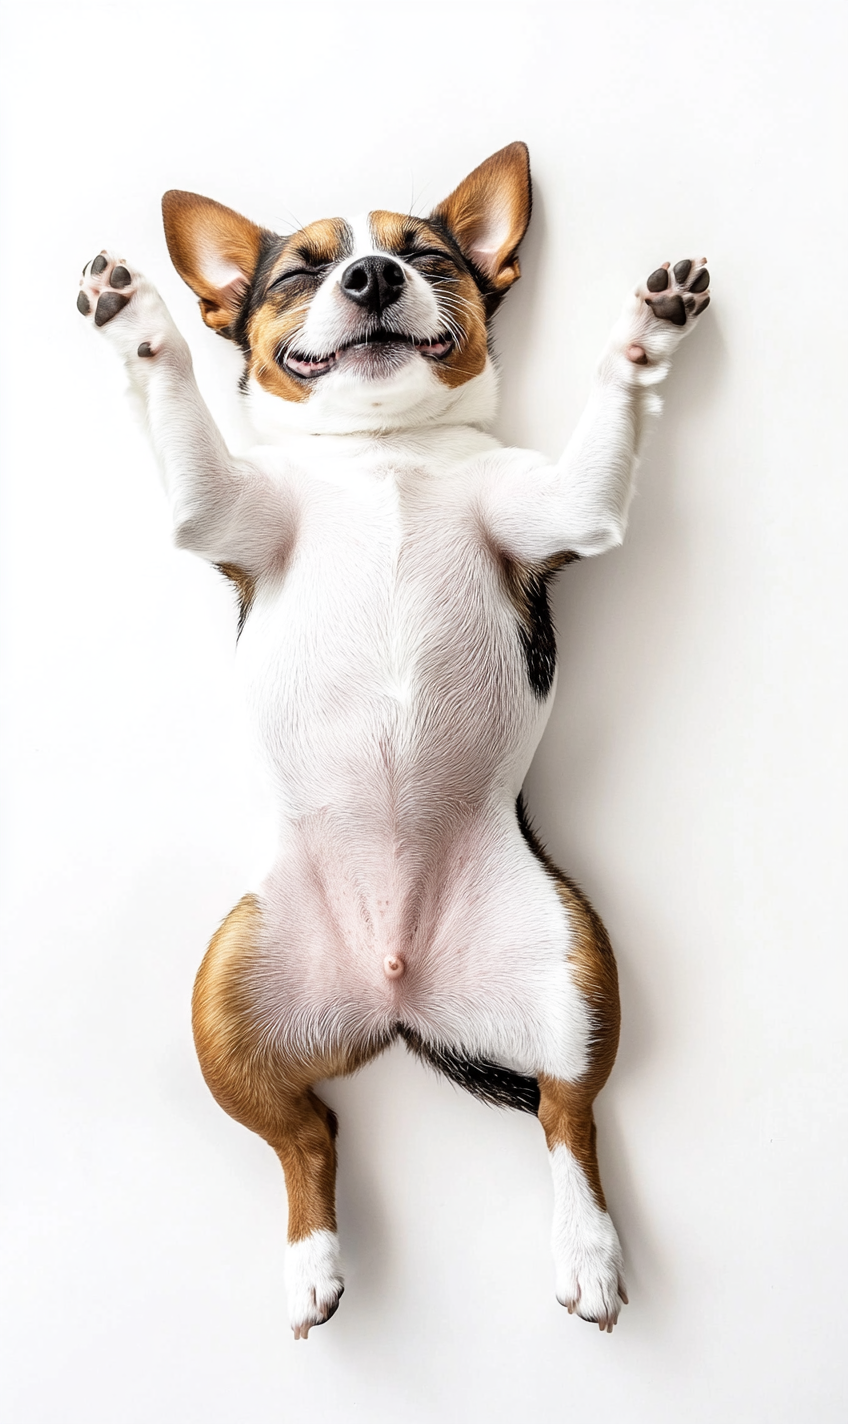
{"left": 76, "top": 252, "right": 178, "bottom": 362}
{"left": 78, "top": 251, "right": 139, "bottom": 327}
{"left": 642, "top": 257, "right": 710, "bottom": 327}
{"left": 623, "top": 257, "right": 711, "bottom": 366}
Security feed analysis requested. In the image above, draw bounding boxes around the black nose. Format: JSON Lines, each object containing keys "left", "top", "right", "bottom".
{"left": 340, "top": 256, "right": 405, "bottom": 314}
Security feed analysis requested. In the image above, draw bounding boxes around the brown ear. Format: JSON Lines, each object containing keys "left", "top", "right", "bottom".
{"left": 430, "top": 141, "right": 531, "bottom": 296}
{"left": 162, "top": 190, "right": 271, "bottom": 333}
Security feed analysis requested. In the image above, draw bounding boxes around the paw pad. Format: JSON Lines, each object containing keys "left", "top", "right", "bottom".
{"left": 77, "top": 251, "right": 138, "bottom": 328}
{"left": 94, "top": 290, "right": 129, "bottom": 326}
{"left": 643, "top": 258, "right": 710, "bottom": 326}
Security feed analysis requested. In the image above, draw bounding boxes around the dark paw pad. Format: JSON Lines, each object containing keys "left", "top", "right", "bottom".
{"left": 643, "top": 258, "right": 710, "bottom": 327}
{"left": 95, "top": 290, "right": 130, "bottom": 326}
{"left": 110, "top": 265, "right": 132, "bottom": 289}
{"left": 646, "top": 293, "right": 686, "bottom": 326}
{"left": 76, "top": 291, "right": 91, "bottom": 316}
{"left": 90, "top": 254, "right": 108, "bottom": 276}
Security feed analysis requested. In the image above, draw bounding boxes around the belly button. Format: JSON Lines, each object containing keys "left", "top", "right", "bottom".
{"left": 383, "top": 955, "right": 405, "bottom": 980}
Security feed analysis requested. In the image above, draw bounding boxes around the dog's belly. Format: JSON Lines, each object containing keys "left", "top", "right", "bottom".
{"left": 254, "top": 807, "right": 592, "bottom": 1081}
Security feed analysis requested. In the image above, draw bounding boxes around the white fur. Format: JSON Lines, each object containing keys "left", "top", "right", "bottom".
{"left": 78, "top": 242, "right": 706, "bottom": 1325}
{"left": 284, "top": 1229, "right": 344, "bottom": 1339}
{"left": 549, "top": 1144, "right": 626, "bottom": 1330}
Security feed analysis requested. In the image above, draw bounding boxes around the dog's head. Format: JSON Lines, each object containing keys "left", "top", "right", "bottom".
{"left": 162, "top": 143, "right": 531, "bottom": 435}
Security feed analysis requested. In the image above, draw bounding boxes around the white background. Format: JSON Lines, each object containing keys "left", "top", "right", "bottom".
{"left": 1, "top": 2, "right": 846, "bottom": 1420}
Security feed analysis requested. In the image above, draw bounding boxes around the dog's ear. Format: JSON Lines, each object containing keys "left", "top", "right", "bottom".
{"left": 162, "top": 191, "right": 271, "bottom": 333}
{"left": 430, "top": 142, "right": 531, "bottom": 297}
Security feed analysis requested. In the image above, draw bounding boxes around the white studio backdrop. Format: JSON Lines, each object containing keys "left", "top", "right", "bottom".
{"left": 1, "top": 2, "right": 846, "bottom": 1421}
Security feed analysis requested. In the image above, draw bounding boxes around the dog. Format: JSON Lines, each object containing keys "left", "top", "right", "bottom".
{"left": 77, "top": 141, "right": 709, "bottom": 1337}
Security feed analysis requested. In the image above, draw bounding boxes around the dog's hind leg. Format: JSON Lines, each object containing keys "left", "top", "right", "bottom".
{"left": 533, "top": 853, "right": 627, "bottom": 1330}
{"left": 192, "top": 894, "right": 383, "bottom": 1338}
{"left": 538, "top": 1073, "right": 627, "bottom": 1331}
{"left": 505, "top": 798, "right": 627, "bottom": 1328}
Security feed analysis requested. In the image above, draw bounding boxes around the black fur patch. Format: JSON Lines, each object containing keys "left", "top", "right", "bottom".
{"left": 515, "top": 789, "right": 553, "bottom": 869}
{"left": 397, "top": 1024, "right": 540, "bottom": 1114}
{"left": 215, "top": 562, "right": 256, "bottom": 639}
{"left": 501, "top": 552, "right": 578, "bottom": 701}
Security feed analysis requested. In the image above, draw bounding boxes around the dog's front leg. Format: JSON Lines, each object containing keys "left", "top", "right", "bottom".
{"left": 77, "top": 252, "right": 292, "bottom": 569}
{"left": 485, "top": 259, "right": 711, "bottom": 561}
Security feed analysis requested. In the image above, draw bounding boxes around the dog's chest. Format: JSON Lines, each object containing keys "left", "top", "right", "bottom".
{"left": 237, "top": 454, "right": 545, "bottom": 812}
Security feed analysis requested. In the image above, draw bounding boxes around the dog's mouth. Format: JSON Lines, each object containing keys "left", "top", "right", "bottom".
{"left": 280, "top": 330, "right": 454, "bottom": 380}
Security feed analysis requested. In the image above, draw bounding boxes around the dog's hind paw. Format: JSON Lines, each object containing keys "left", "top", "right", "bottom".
{"left": 285, "top": 1230, "right": 345, "bottom": 1340}
{"left": 556, "top": 1241, "right": 628, "bottom": 1333}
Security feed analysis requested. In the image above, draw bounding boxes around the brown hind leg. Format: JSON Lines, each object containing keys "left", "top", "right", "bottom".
{"left": 538, "top": 874, "right": 627, "bottom": 1330}
{"left": 517, "top": 798, "right": 628, "bottom": 1329}
{"left": 538, "top": 1074, "right": 628, "bottom": 1330}
{"left": 192, "top": 894, "right": 385, "bottom": 1338}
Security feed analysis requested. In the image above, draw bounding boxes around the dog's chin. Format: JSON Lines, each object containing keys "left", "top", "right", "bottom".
{"left": 247, "top": 351, "right": 499, "bottom": 439}
{"left": 336, "top": 342, "right": 417, "bottom": 382}
{"left": 283, "top": 335, "right": 453, "bottom": 384}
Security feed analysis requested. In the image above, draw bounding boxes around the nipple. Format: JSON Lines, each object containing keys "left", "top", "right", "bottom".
{"left": 383, "top": 954, "right": 405, "bottom": 980}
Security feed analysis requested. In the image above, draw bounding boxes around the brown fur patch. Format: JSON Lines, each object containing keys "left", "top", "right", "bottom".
{"left": 192, "top": 894, "right": 385, "bottom": 1241}
{"left": 517, "top": 799, "right": 620, "bottom": 1209}
{"left": 368, "top": 211, "right": 489, "bottom": 389}
{"left": 246, "top": 218, "right": 352, "bottom": 403}
{"left": 162, "top": 190, "right": 270, "bottom": 333}
{"left": 431, "top": 141, "right": 531, "bottom": 306}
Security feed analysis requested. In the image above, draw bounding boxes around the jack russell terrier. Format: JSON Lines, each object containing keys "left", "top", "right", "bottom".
{"left": 77, "top": 142, "right": 709, "bottom": 1337}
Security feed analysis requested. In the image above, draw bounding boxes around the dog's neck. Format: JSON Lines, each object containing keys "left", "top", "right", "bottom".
{"left": 243, "top": 355, "right": 500, "bottom": 446}
{"left": 243, "top": 418, "right": 502, "bottom": 470}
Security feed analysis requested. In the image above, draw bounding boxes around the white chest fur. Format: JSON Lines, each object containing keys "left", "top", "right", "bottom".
{"left": 238, "top": 431, "right": 554, "bottom": 842}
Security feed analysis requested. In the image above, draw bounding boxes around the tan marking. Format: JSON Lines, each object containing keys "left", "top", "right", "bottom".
{"left": 519, "top": 815, "right": 620, "bottom": 1210}
{"left": 192, "top": 894, "right": 385, "bottom": 1242}
{"left": 247, "top": 217, "right": 351, "bottom": 403}
{"left": 368, "top": 211, "right": 488, "bottom": 389}
{"left": 267, "top": 217, "right": 351, "bottom": 274}
{"left": 430, "top": 141, "right": 531, "bottom": 305}
{"left": 162, "top": 190, "right": 269, "bottom": 333}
